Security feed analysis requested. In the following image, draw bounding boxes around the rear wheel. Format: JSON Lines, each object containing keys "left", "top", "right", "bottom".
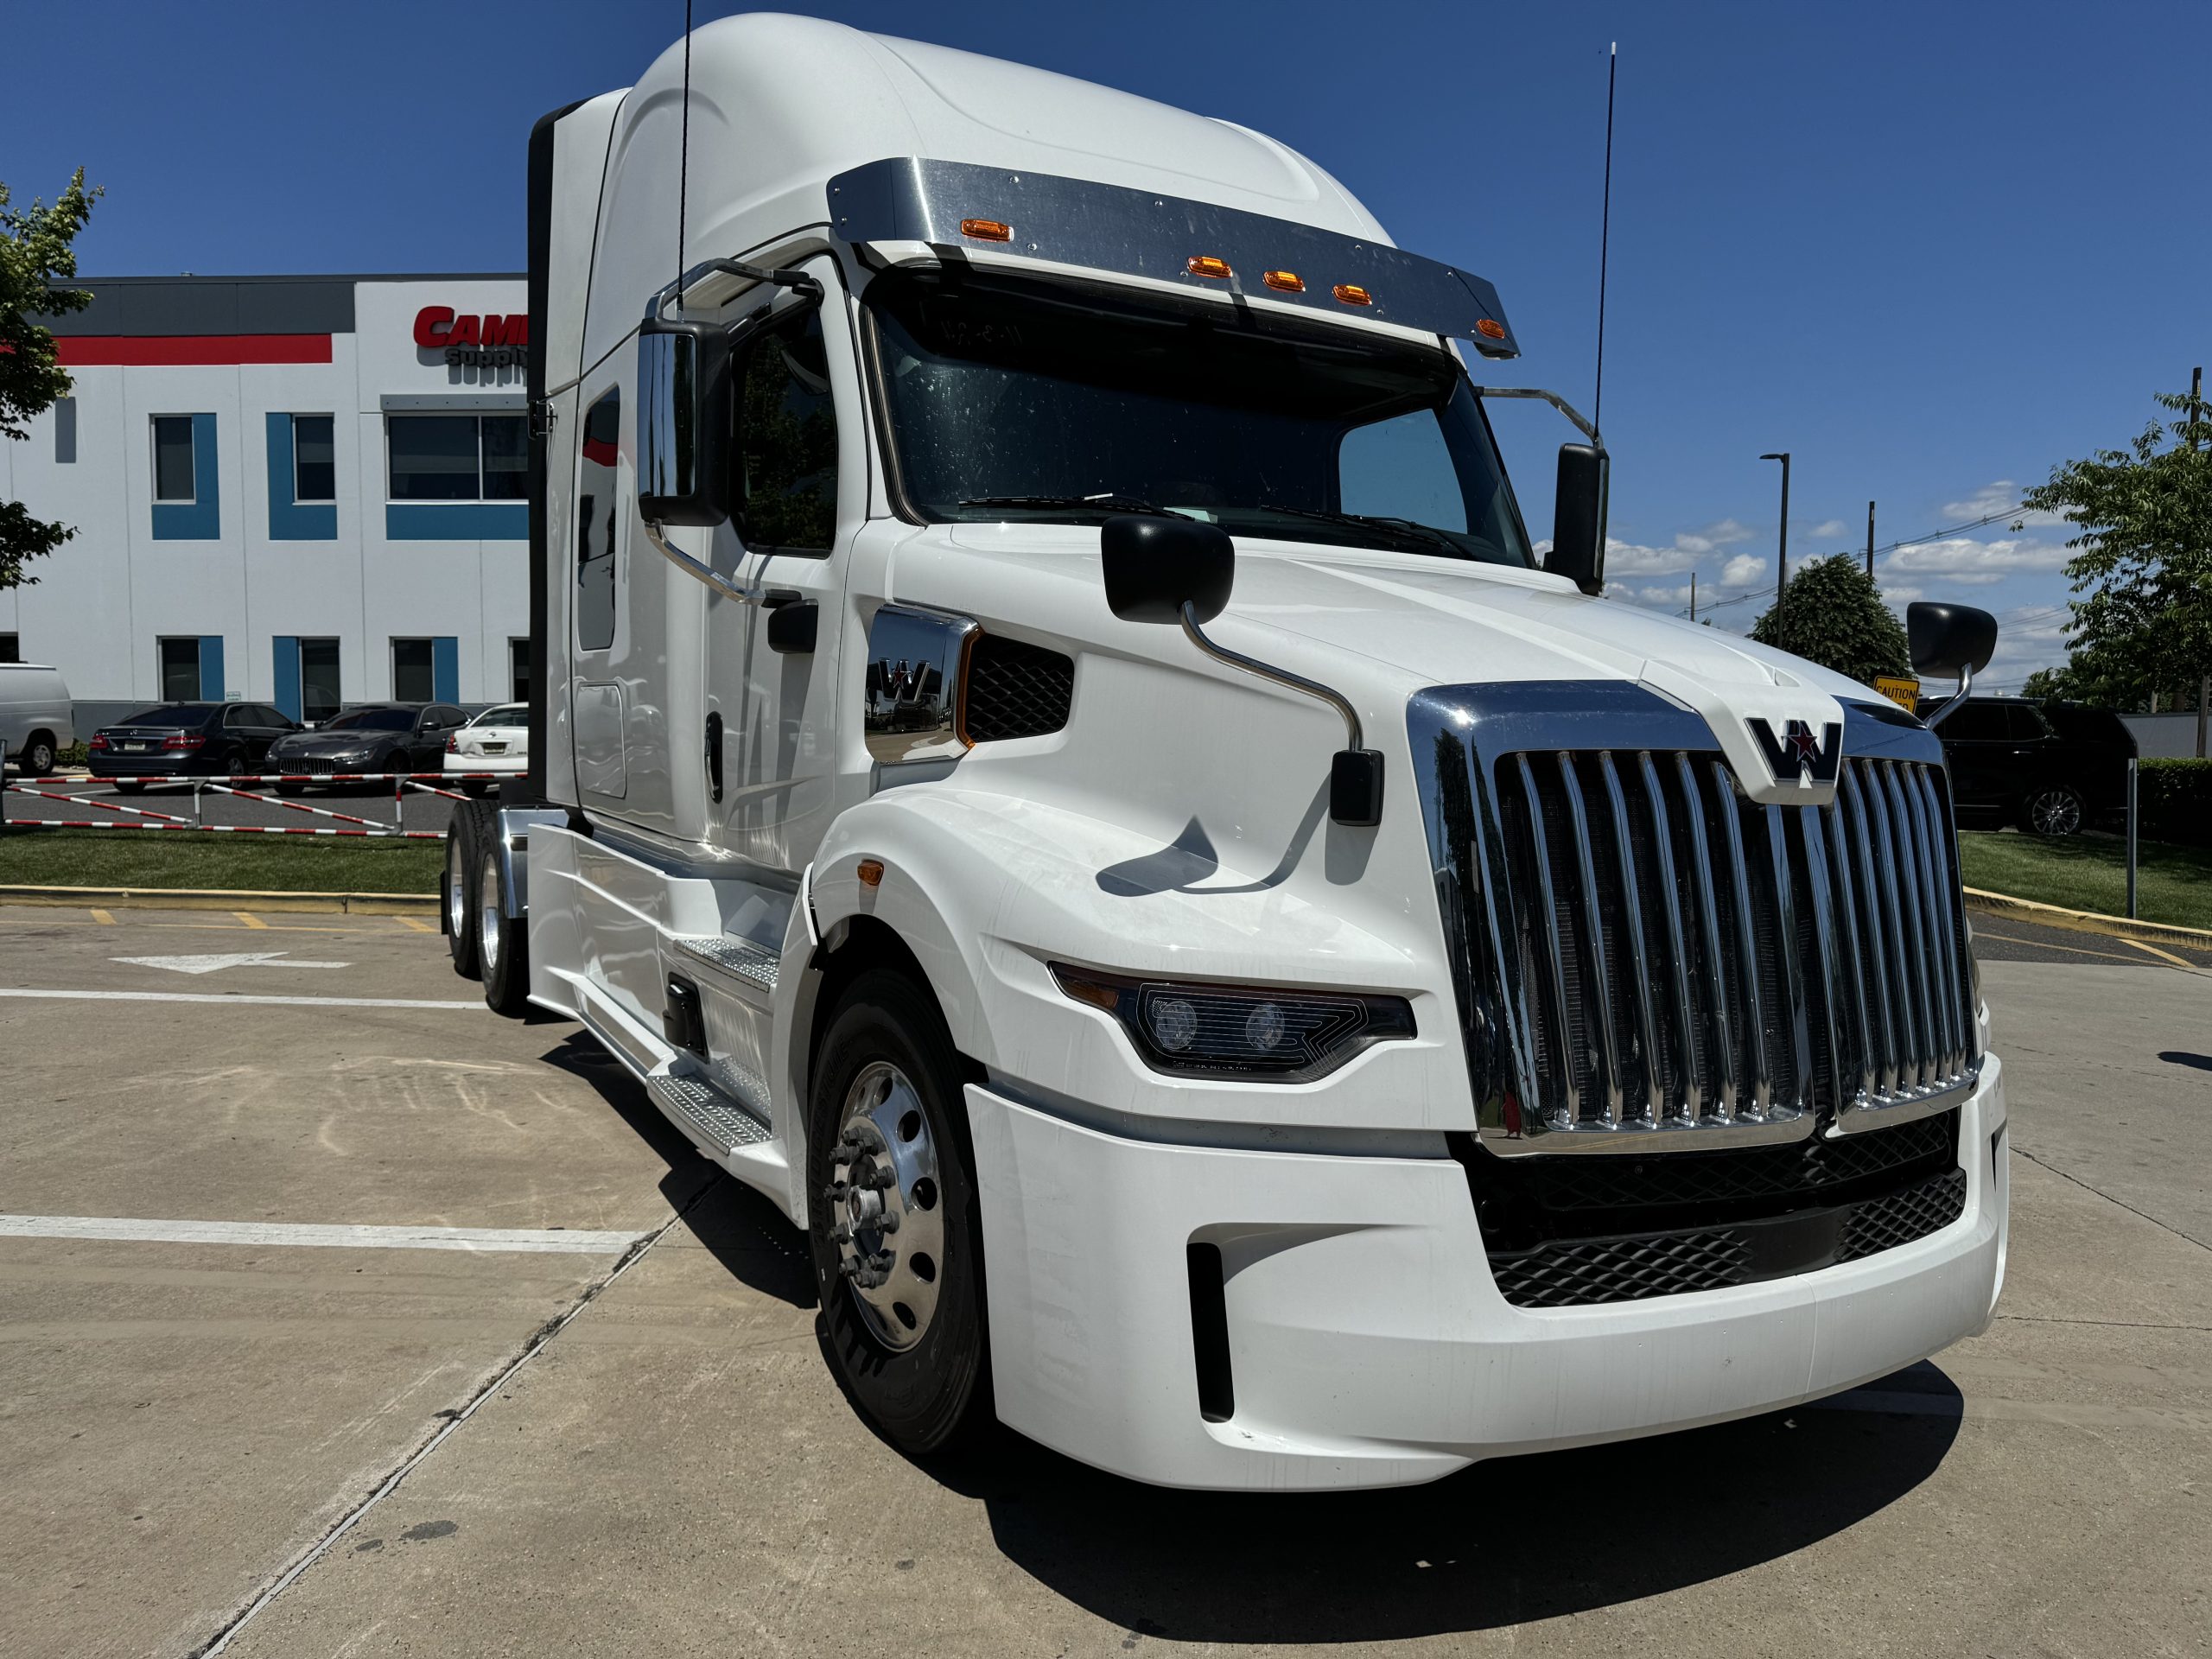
{"left": 2024, "top": 783, "right": 2084, "bottom": 838}
{"left": 807, "top": 969, "right": 989, "bottom": 1457}
{"left": 476, "top": 837, "right": 529, "bottom": 1015}
{"left": 445, "top": 814, "right": 480, "bottom": 979}
{"left": 22, "top": 733, "right": 57, "bottom": 777}
{"left": 222, "top": 749, "right": 249, "bottom": 780}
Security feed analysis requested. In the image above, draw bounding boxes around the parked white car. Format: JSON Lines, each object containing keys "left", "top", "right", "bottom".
{"left": 444, "top": 702, "right": 528, "bottom": 793}
{"left": 0, "top": 662, "right": 75, "bottom": 776}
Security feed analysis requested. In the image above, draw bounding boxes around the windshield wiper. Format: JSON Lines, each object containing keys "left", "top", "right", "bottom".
{"left": 957, "top": 493, "right": 1182, "bottom": 518}
{"left": 1244, "top": 503, "right": 1470, "bottom": 556}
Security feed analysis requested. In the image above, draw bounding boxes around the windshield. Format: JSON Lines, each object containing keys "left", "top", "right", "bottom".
{"left": 867, "top": 272, "right": 1532, "bottom": 566}
{"left": 471, "top": 705, "right": 526, "bottom": 727}
{"left": 325, "top": 709, "right": 415, "bottom": 732}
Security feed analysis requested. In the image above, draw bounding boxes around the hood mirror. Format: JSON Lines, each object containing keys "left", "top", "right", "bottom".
{"left": 1907, "top": 601, "right": 1999, "bottom": 728}
{"left": 1100, "top": 514, "right": 1383, "bottom": 827}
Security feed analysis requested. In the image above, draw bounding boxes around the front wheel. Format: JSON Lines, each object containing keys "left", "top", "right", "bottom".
{"left": 475, "top": 838, "right": 529, "bottom": 1015}
{"left": 2024, "top": 783, "right": 2085, "bottom": 838}
{"left": 445, "top": 816, "right": 480, "bottom": 979}
{"left": 807, "top": 969, "right": 990, "bottom": 1457}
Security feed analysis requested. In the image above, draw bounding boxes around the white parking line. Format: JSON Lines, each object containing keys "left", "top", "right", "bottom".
{"left": 0, "top": 1215, "right": 645, "bottom": 1254}
{"left": 0, "top": 987, "right": 480, "bottom": 1010}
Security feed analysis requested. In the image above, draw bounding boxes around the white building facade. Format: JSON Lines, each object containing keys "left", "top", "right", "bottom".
{"left": 1, "top": 273, "right": 529, "bottom": 725}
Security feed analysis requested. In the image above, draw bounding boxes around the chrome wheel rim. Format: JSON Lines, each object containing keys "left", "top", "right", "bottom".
{"left": 477, "top": 847, "right": 502, "bottom": 977}
{"left": 446, "top": 840, "right": 468, "bottom": 941}
{"left": 826, "top": 1060, "right": 944, "bottom": 1352}
{"left": 2031, "top": 790, "right": 2080, "bottom": 836}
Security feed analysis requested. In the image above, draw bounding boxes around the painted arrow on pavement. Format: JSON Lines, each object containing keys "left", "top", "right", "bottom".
{"left": 111, "top": 951, "right": 353, "bottom": 976}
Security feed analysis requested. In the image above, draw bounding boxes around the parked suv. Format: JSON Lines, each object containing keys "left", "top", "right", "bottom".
{"left": 88, "top": 702, "right": 300, "bottom": 791}
{"left": 1925, "top": 695, "right": 2135, "bottom": 836}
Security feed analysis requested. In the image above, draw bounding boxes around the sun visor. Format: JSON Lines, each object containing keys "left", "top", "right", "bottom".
{"left": 828, "top": 157, "right": 1518, "bottom": 358}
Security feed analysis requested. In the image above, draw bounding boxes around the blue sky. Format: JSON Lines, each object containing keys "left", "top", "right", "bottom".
{"left": 8, "top": 0, "right": 2206, "bottom": 687}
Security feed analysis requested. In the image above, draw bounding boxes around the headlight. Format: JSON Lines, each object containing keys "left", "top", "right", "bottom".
{"left": 1051, "top": 964, "right": 1415, "bottom": 1083}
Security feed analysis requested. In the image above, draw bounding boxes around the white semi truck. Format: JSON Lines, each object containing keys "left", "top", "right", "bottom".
{"left": 446, "top": 13, "right": 2008, "bottom": 1491}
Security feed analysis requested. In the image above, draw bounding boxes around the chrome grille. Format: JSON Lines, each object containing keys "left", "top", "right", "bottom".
{"left": 1413, "top": 686, "right": 1981, "bottom": 1154}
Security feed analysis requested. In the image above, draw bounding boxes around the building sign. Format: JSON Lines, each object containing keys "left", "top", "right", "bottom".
{"left": 413, "top": 306, "right": 530, "bottom": 367}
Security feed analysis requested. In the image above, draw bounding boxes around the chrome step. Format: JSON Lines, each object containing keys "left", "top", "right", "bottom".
{"left": 672, "top": 933, "right": 780, "bottom": 994}
{"left": 648, "top": 1070, "right": 772, "bottom": 1155}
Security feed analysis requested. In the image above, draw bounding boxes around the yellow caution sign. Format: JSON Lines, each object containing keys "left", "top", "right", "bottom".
{"left": 1874, "top": 675, "right": 1921, "bottom": 711}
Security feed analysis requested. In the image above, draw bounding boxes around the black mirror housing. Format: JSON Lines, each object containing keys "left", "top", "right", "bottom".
{"left": 637, "top": 317, "right": 733, "bottom": 527}
{"left": 1549, "top": 443, "right": 1610, "bottom": 596}
{"left": 1907, "top": 601, "right": 1999, "bottom": 678}
{"left": 1101, "top": 515, "right": 1235, "bottom": 624}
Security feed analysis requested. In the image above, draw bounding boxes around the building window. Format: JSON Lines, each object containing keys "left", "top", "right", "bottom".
{"left": 158, "top": 637, "right": 202, "bottom": 702}
{"left": 54, "top": 397, "right": 77, "bottom": 465}
{"left": 387, "top": 413, "right": 528, "bottom": 502}
{"left": 292, "top": 415, "right": 336, "bottom": 502}
{"left": 392, "top": 638, "right": 435, "bottom": 703}
{"left": 0, "top": 633, "right": 19, "bottom": 664}
{"left": 153, "top": 416, "right": 197, "bottom": 502}
{"left": 300, "top": 638, "right": 341, "bottom": 723}
{"left": 509, "top": 638, "right": 531, "bottom": 702}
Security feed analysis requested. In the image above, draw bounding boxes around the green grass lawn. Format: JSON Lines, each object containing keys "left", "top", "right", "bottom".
{"left": 0, "top": 827, "right": 441, "bottom": 894}
{"left": 1958, "top": 830, "right": 2212, "bottom": 931}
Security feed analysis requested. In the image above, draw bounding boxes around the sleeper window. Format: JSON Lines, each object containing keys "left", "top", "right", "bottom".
{"left": 575, "top": 387, "right": 620, "bottom": 652}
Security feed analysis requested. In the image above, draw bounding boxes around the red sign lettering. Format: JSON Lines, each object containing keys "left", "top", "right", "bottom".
{"left": 412, "top": 307, "right": 530, "bottom": 353}
{"left": 412, "top": 305, "right": 454, "bottom": 349}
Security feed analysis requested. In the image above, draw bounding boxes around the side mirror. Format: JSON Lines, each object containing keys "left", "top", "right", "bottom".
{"left": 1907, "top": 601, "right": 1999, "bottom": 729}
{"left": 637, "top": 317, "right": 732, "bottom": 527}
{"left": 1100, "top": 515, "right": 1235, "bottom": 624}
{"left": 1549, "top": 443, "right": 1610, "bottom": 596}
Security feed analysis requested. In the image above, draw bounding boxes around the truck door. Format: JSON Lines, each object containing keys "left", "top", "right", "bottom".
{"left": 703, "top": 257, "right": 857, "bottom": 876}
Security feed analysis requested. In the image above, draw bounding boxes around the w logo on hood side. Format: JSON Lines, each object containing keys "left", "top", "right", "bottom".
{"left": 1746, "top": 717, "right": 1842, "bottom": 785}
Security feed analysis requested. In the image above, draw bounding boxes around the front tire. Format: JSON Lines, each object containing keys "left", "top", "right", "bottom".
{"left": 807, "top": 969, "right": 990, "bottom": 1457}
{"left": 2024, "top": 783, "right": 2085, "bottom": 838}
{"left": 475, "top": 837, "right": 528, "bottom": 1015}
{"left": 445, "top": 814, "right": 480, "bottom": 979}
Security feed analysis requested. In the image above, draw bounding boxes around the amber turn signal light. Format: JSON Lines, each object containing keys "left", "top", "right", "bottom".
{"left": 1186, "top": 255, "right": 1234, "bottom": 280}
{"left": 857, "top": 858, "right": 886, "bottom": 888}
{"left": 959, "top": 218, "right": 1014, "bottom": 242}
{"left": 1332, "top": 283, "right": 1374, "bottom": 307}
{"left": 1262, "top": 270, "right": 1306, "bottom": 293}
{"left": 1475, "top": 317, "right": 1508, "bottom": 341}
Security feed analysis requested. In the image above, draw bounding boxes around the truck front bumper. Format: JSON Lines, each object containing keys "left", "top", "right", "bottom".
{"left": 967, "top": 1058, "right": 2006, "bottom": 1491}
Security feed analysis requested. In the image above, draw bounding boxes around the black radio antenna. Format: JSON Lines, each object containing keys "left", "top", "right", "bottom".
{"left": 1592, "top": 41, "right": 1616, "bottom": 441}
{"left": 676, "top": 0, "right": 694, "bottom": 316}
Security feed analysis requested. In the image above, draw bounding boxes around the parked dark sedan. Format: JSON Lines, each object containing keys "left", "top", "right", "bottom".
{"left": 87, "top": 702, "right": 301, "bottom": 792}
{"left": 264, "top": 702, "right": 469, "bottom": 792}
{"left": 1926, "top": 695, "right": 2136, "bottom": 836}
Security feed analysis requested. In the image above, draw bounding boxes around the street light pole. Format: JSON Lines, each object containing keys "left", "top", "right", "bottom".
{"left": 1760, "top": 452, "right": 1791, "bottom": 624}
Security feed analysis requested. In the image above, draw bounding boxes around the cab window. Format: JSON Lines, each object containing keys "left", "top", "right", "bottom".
{"left": 576, "top": 387, "right": 620, "bottom": 651}
{"left": 732, "top": 308, "right": 838, "bottom": 555}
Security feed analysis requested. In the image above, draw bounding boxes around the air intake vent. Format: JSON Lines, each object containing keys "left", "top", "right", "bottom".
{"left": 963, "top": 634, "right": 1073, "bottom": 743}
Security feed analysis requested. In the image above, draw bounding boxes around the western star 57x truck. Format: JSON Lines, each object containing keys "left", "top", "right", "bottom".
{"left": 445, "top": 13, "right": 2009, "bottom": 1491}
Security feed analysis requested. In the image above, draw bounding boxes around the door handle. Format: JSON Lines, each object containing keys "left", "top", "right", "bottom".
{"left": 704, "top": 711, "right": 724, "bottom": 803}
{"left": 767, "top": 601, "right": 818, "bottom": 655}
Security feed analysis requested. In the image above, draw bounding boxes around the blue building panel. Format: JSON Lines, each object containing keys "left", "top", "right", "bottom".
{"left": 264, "top": 412, "right": 338, "bottom": 541}
{"left": 150, "top": 412, "right": 220, "bottom": 540}
{"left": 385, "top": 503, "right": 528, "bottom": 541}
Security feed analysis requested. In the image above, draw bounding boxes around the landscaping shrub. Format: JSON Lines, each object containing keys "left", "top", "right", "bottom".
{"left": 2139, "top": 757, "right": 2212, "bottom": 847}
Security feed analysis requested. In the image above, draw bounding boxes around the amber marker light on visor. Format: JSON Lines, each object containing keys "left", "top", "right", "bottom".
{"left": 1476, "top": 317, "right": 1509, "bottom": 341}
{"left": 1332, "top": 283, "right": 1375, "bottom": 307}
{"left": 1262, "top": 270, "right": 1306, "bottom": 293}
{"left": 959, "top": 218, "right": 1014, "bottom": 242}
{"left": 1186, "top": 254, "right": 1234, "bottom": 280}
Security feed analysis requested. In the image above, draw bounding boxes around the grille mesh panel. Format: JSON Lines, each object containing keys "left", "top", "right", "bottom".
{"left": 963, "top": 634, "right": 1073, "bottom": 743}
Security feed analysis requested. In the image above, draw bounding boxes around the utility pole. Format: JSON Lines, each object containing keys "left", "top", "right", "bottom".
{"left": 1760, "top": 453, "right": 1791, "bottom": 624}
{"left": 1689, "top": 571, "right": 1697, "bottom": 623}
{"left": 1866, "top": 500, "right": 1876, "bottom": 582}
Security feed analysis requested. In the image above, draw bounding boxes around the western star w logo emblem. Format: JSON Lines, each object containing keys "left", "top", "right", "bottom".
{"left": 1746, "top": 717, "right": 1842, "bottom": 784}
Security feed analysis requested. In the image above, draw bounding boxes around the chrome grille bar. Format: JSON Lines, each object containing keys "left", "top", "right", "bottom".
{"left": 1818, "top": 797, "right": 1877, "bottom": 1109}
{"left": 1675, "top": 753, "right": 1738, "bottom": 1121}
{"left": 1600, "top": 753, "right": 1667, "bottom": 1126}
{"left": 1515, "top": 754, "right": 1580, "bottom": 1130}
{"left": 1557, "top": 755, "right": 1625, "bottom": 1127}
{"left": 1840, "top": 765, "right": 1901, "bottom": 1096}
{"left": 1640, "top": 752, "right": 1702, "bottom": 1124}
{"left": 1713, "top": 761, "right": 1775, "bottom": 1117}
{"left": 1764, "top": 804, "right": 1813, "bottom": 1119}
{"left": 1871, "top": 761, "right": 1933, "bottom": 1090}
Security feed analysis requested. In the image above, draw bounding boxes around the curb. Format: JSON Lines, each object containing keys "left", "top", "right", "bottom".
{"left": 0, "top": 883, "right": 437, "bottom": 916}
{"left": 1962, "top": 887, "right": 2212, "bottom": 950}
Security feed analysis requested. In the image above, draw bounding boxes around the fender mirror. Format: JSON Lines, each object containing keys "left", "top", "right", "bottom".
{"left": 1548, "top": 443, "right": 1610, "bottom": 597}
{"left": 1100, "top": 514, "right": 1235, "bottom": 623}
{"left": 1907, "top": 601, "right": 1999, "bottom": 729}
{"left": 637, "top": 317, "right": 733, "bottom": 527}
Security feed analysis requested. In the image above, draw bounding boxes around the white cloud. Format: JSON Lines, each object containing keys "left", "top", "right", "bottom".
{"left": 1719, "top": 552, "right": 1769, "bottom": 588}
{"left": 1673, "top": 518, "right": 1756, "bottom": 556}
{"left": 1810, "top": 519, "right": 1847, "bottom": 538}
{"left": 1939, "top": 480, "right": 2064, "bottom": 528}
{"left": 1883, "top": 537, "right": 2069, "bottom": 581}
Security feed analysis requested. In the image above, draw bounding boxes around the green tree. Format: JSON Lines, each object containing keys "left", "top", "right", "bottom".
{"left": 2021, "top": 384, "right": 2212, "bottom": 734}
{"left": 1748, "top": 553, "right": 1912, "bottom": 686}
{"left": 1, "top": 168, "right": 99, "bottom": 591}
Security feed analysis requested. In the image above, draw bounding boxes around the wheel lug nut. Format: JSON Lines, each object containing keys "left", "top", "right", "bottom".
{"left": 877, "top": 1212, "right": 899, "bottom": 1235}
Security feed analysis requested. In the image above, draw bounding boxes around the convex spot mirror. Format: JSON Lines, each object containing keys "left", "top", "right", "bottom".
{"left": 1100, "top": 514, "right": 1235, "bottom": 624}
{"left": 1906, "top": 601, "right": 1999, "bottom": 679}
{"left": 637, "top": 317, "right": 733, "bottom": 527}
{"left": 1549, "top": 443, "right": 1611, "bottom": 597}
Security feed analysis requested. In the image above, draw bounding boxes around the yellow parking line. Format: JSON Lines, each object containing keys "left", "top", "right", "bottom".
{"left": 395, "top": 915, "right": 435, "bottom": 933}
{"left": 89, "top": 909, "right": 116, "bottom": 926}
{"left": 1978, "top": 929, "right": 2191, "bottom": 968}
{"left": 234, "top": 912, "right": 269, "bottom": 930}
{"left": 2120, "top": 937, "right": 2197, "bottom": 970}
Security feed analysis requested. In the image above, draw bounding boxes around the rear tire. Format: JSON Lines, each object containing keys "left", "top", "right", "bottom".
{"left": 22, "top": 734, "right": 57, "bottom": 777}
{"left": 807, "top": 969, "right": 990, "bottom": 1459}
{"left": 476, "top": 836, "right": 529, "bottom": 1016}
{"left": 445, "top": 813, "right": 480, "bottom": 979}
{"left": 2024, "top": 783, "right": 2085, "bottom": 838}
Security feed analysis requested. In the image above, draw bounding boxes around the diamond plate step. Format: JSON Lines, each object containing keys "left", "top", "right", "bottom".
{"left": 648, "top": 1071, "right": 772, "bottom": 1155}
{"left": 672, "top": 933, "right": 780, "bottom": 994}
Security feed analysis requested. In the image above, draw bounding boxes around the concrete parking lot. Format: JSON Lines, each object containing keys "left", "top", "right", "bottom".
{"left": 1, "top": 900, "right": 2206, "bottom": 1658}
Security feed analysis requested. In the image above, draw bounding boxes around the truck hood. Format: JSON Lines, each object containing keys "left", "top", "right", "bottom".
{"left": 905, "top": 523, "right": 1895, "bottom": 805}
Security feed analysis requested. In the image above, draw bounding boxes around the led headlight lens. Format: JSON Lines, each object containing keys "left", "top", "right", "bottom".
{"left": 1052, "top": 964, "right": 1415, "bottom": 1082}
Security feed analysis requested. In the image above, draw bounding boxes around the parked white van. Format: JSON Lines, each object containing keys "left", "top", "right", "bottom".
{"left": 0, "top": 663, "right": 74, "bottom": 776}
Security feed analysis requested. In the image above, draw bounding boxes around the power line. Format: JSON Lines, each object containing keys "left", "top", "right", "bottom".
{"left": 1673, "top": 500, "right": 2034, "bottom": 618}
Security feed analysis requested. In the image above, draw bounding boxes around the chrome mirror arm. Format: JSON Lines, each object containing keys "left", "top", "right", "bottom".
{"left": 1922, "top": 663, "right": 1975, "bottom": 730}
{"left": 1179, "top": 601, "right": 1362, "bottom": 750}
{"left": 641, "top": 521, "right": 767, "bottom": 607}
{"left": 1474, "top": 386, "right": 1602, "bottom": 446}
{"left": 644, "top": 257, "right": 823, "bottom": 323}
